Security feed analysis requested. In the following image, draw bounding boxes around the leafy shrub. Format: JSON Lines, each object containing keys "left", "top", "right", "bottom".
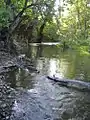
{"left": 0, "top": 7, "right": 13, "bottom": 28}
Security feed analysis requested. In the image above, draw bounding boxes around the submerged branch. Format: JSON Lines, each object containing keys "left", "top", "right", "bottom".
{"left": 47, "top": 76, "right": 90, "bottom": 91}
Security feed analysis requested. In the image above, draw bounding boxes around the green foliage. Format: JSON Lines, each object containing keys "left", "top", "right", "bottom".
{"left": 0, "top": 0, "right": 90, "bottom": 47}
{"left": 43, "top": 22, "right": 59, "bottom": 41}
{"left": 0, "top": 7, "right": 13, "bottom": 28}
{"left": 76, "top": 46, "right": 90, "bottom": 56}
{"left": 56, "top": 0, "right": 90, "bottom": 49}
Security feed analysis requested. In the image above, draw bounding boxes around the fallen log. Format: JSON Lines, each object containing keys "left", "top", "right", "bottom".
{"left": 47, "top": 76, "right": 90, "bottom": 91}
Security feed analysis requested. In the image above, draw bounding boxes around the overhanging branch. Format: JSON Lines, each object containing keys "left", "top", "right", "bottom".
{"left": 9, "top": 1, "right": 49, "bottom": 34}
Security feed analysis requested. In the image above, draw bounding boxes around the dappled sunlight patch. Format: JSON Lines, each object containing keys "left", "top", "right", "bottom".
{"left": 77, "top": 46, "right": 90, "bottom": 56}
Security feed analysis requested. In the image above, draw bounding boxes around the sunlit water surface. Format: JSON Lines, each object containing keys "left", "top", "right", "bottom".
{"left": 4, "top": 44, "right": 90, "bottom": 120}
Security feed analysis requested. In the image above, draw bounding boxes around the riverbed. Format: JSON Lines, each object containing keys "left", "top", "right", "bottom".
{"left": 1, "top": 43, "right": 90, "bottom": 120}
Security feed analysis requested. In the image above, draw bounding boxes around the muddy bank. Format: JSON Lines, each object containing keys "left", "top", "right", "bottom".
{"left": 0, "top": 51, "right": 39, "bottom": 75}
{"left": 0, "top": 75, "right": 15, "bottom": 120}
{"left": 0, "top": 51, "right": 39, "bottom": 120}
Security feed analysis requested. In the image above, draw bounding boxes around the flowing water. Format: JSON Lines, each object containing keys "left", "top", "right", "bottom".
{"left": 2, "top": 43, "right": 90, "bottom": 120}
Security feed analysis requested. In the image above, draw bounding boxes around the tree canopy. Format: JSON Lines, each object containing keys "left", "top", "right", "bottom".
{"left": 0, "top": 0, "right": 90, "bottom": 47}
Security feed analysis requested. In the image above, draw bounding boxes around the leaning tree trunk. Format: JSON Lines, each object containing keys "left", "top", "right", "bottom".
{"left": 5, "top": 9, "right": 25, "bottom": 53}
{"left": 0, "top": 0, "right": 38, "bottom": 53}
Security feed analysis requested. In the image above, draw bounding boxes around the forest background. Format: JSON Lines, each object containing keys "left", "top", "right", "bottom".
{"left": 0, "top": 0, "right": 90, "bottom": 53}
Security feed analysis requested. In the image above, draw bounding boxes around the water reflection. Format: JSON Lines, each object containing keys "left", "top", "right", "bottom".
{"left": 25, "top": 45, "right": 90, "bottom": 81}
{"left": 2, "top": 44, "right": 90, "bottom": 120}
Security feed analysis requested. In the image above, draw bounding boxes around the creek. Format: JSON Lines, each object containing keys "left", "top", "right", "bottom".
{"left": 1, "top": 43, "right": 90, "bottom": 120}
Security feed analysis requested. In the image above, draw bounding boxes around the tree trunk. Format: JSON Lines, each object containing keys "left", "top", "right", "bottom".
{"left": 37, "top": 20, "right": 46, "bottom": 43}
{"left": 84, "top": 2, "right": 88, "bottom": 39}
{"left": 76, "top": 6, "right": 82, "bottom": 31}
{"left": 0, "top": 0, "right": 39, "bottom": 53}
